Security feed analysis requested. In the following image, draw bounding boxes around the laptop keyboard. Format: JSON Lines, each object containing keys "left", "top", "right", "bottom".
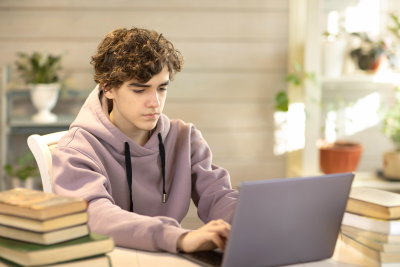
{"left": 178, "top": 250, "right": 224, "bottom": 267}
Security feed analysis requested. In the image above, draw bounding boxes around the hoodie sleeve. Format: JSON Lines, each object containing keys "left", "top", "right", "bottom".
{"left": 52, "top": 146, "right": 190, "bottom": 253}
{"left": 189, "top": 126, "right": 238, "bottom": 224}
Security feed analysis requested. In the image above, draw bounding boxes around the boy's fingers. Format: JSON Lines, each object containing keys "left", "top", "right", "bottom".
{"left": 209, "top": 233, "right": 225, "bottom": 250}
{"left": 205, "top": 224, "right": 230, "bottom": 238}
{"left": 214, "top": 219, "right": 231, "bottom": 231}
{"left": 215, "top": 226, "right": 230, "bottom": 238}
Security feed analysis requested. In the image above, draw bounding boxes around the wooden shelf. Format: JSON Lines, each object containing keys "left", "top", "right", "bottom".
{"left": 10, "top": 115, "right": 76, "bottom": 127}
{"left": 321, "top": 71, "right": 400, "bottom": 85}
{"left": 7, "top": 89, "right": 91, "bottom": 99}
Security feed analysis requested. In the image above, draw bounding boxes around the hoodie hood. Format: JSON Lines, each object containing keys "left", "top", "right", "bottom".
{"left": 70, "top": 85, "right": 170, "bottom": 157}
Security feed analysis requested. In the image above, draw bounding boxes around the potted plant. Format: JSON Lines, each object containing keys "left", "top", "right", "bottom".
{"left": 350, "top": 33, "right": 391, "bottom": 72}
{"left": 382, "top": 86, "right": 400, "bottom": 179}
{"left": 275, "top": 64, "right": 364, "bottom": 173}
{"left": 15, "top": 52, "right": 62, "bottom": 123}
{"left": 4, "top": 151, "right": 40, "bottom": 189}
{"left": 317, "top": 140, "right": 363, "bottom": 174}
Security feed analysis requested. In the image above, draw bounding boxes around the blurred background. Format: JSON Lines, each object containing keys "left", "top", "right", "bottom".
{"left": 1, "top": 0, "right": 400, "bottom": 229}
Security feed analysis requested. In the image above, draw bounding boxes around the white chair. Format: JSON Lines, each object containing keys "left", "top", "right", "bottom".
{"left": 27, "top": 131, "right": 68, "bottom": 193}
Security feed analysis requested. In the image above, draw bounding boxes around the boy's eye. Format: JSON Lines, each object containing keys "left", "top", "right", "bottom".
{"left": 133, "top": 90, "right": 145, "bottom": 94}
{"left": 158, "top": 87, "right": 167, "bottom": 91}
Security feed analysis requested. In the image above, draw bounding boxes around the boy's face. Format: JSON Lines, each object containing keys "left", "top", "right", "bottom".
{"left": 104, "top": 65, "right": 169, "bottom": 133}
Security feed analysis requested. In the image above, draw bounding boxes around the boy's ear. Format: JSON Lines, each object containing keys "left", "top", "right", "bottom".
{"left": 102, "top": 84, "right": 114, "bottom": 99}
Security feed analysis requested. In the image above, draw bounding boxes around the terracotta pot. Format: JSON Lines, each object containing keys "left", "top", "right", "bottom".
{"left": 383, "top": 151, "right": 400, "bottom": 179}
{"left": 318, "top": 140, "right": 363, "bottom": 174}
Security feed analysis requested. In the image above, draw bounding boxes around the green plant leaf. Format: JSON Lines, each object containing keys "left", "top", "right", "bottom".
{"left": 294, "top": 62, "right": 302, "bottom": 72}
{"left": 285, "top": 74, "right": 301, "bottom": 86}
{"left": 4, "top": 165, "right": 13, "bottom": 176}
{"left": 275, "top": 91, "right": 289, "bottom": 112}
{"left": 305, "top": 72, "right": 318, "bottom": 86}
{"left": 16, "top": 52, "right": 62, "bottom": 84}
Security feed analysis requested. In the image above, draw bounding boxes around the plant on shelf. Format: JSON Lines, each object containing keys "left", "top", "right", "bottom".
{"left": 16, "top": 52, "right": 61, "bottom": 84}
{"left": 381, "top": 86, "right": 400, "bottom": 179}
{"left": 382, "top": 87, "right": 400, "bottom": 149}
{"left": 349, "top": 33, "right": 392, "bottom": 72}
{"left": 275, "top": 63, "right": 363, "bottom": 174}
{"left": 15, "top": 52, "right": 63, "bottom": 123}
{"left": 387, "top": 13, "right": 400, "bottom": 70}
{"left": 274, "top": 63, "right": 316, "bottom": 112}
{"left": 4, "top": 151, "right": 39, "bottom": 189}
{"left": 388, "top": 13, "right": 400, "bottom": 41}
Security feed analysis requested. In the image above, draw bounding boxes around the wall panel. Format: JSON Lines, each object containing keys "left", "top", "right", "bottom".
{"left": 0, "top": 0, "right": 289, "bottom": 10}
{"left": 0, "top": 11, "right": 288, "bottom": 41}
{"left": 0, "top": 42, "right": 287, "bottom": 71}
{"left": 164, "top": 102, "right": 273, "bottom": 130}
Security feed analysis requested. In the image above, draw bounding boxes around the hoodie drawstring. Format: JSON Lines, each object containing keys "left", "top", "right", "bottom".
{"left": 124, "top": 142, "right": 134, "bottom": 212}
{"left": 157, "top": 133, "right": 167, "bottom": 203}
{"left": 124, "top": 133, "right": 167, "bottom": 212}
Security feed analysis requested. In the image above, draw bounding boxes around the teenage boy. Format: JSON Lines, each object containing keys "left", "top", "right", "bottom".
{"left": 52, "top": 27, "right": 238, "bottom": 253}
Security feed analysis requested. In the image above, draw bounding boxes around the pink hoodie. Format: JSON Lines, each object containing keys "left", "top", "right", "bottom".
{"left": 52, "top": 86, "right": 238, "bottom": 253}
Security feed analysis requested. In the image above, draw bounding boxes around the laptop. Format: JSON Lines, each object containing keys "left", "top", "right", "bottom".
{"left": 178, "top": 173, "right": 354, "bottom": 267}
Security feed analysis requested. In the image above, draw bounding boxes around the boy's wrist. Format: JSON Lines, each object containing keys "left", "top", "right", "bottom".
{"left": 177, "top": 232, "right": 189, "bottom": 252}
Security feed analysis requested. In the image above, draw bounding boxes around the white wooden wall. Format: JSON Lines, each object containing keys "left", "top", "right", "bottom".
{"left": 0, "top": 0, "right": 289, "bottom": 229}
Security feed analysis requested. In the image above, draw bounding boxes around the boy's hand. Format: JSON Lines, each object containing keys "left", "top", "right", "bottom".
{"left": 177, "top": 219, "right": 231, "bottom": 253}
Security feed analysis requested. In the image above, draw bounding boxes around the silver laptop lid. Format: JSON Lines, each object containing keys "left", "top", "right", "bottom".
{"left": 222, "top": 173, "right": 354, "bottom": 267}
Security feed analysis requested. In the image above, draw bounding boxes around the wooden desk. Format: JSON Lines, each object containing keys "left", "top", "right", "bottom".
{"left": 106, "top": 240, "right": 372, "bottom": 267}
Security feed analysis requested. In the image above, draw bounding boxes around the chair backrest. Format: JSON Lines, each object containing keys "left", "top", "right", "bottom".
{"left": 27, "top": 131, "right": 68, "bottom": 193}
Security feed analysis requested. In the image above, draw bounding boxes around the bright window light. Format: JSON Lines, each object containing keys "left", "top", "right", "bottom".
{"left": 345, "top": 92, "right": 381, "bottom": 136}
{"left": 274, "top": 111, "right": 288, "bottom": 155}
{"left": 325, "top": 110, "right": 337, "bottom": 143}
{"left": 287, "top": 103, "right": 306, "bottom": 152}
{"left": 273, "top": 103, "right": 306, "bottom": 155}
{"left": 327, "top": 11, "right": 340, "bottom": 36}
{"left": 345, "top": 0, "right": 380, "bottom": 35}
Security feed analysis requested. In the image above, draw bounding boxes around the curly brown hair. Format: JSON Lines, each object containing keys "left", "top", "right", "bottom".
{"left": 91, "top": 27, "right": 183, "bottom": 90}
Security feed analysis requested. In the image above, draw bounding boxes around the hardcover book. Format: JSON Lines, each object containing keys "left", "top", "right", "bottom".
{"left": 0, "top": 232, "right": 114, "bottom": 267}
{"left": 0, "top": 255, "right": 111, "bottom": 267}
{"left": 342, "top": 228, "right": 400, "bottom": 253}
{"left": 342, "top": 212, "right": 400, "bottom": 235}
{"left": 0, "top": 188, "right": 87, "bottom": 220}
{"left": 341, "top": 225, "right": 400, "bottom": 244}
{"left": 346, "top": 187, "right": 400, "bottom": 220}
{"left": 0, "top": 212, "right": 88, "bottom": 232}
{"left": 0, "top": 224, "right": 89, "bottom": 245}
{"left": 341, "top": 233, "right": 400, "bottom": 266}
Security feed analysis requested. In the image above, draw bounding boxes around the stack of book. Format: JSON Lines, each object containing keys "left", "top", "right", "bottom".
{"left": 0, "top": 188, "right": 114, "bottom": 267}
{"left": 340, "top": 187, "right": 400, "bottom": 267}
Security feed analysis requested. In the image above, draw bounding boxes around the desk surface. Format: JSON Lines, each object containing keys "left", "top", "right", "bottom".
{"left": 106, "top": 240, "right": 372, "bottom": 267}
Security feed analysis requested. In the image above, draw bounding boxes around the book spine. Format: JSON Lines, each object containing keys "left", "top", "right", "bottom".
{"left": 343, "top": 213, "right": 400, "bottom": 235}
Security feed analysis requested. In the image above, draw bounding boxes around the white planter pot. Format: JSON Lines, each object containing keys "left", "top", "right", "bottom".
{"left": 322, "top": 39, "right": 347, "bottom": 78}
{"left": 11, "top": 177, "right": 36, "bottom": 190}
{"left": 383, "top": 151, "right": 400, "bottom": 179}
{"left": 28, "top": 83, "right": 60, "bottom": 123}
